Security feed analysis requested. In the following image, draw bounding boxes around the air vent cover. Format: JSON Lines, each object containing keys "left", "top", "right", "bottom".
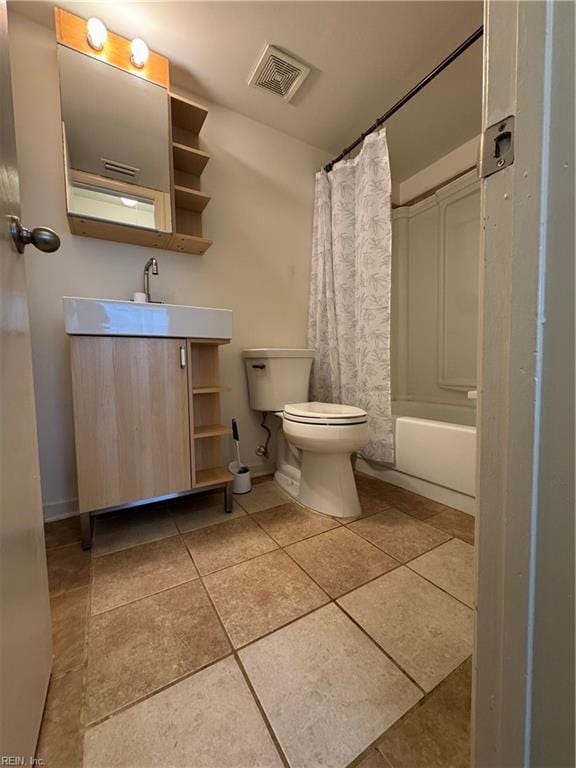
{"left": 248, "top": 45, "right": 310, "bottom": 102}
{"left": 100, "top": 158, "right": 141, "bottom": 182}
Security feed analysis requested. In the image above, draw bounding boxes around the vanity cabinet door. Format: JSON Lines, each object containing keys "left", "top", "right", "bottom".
{"left": 70, "top": 336, "right": 191, "bottom": 512}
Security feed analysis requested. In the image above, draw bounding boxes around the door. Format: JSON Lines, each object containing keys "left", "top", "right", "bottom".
{"left": 0, "top": 1, "right": 57, "bottom": 760}
{"left": 70, "top": 336, "right": 192, "bottom": 514}
{"left": 473, "top": 1, "right": 574, "bottom": 765}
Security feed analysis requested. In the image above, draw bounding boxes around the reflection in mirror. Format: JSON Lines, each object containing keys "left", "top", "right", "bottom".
{"left": 58, "top": 44, "right": 172, "bottom": 232}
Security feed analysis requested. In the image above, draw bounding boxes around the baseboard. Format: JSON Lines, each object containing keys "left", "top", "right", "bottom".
{"left": 43, "top": 498, "right": 79, "bottom": 522}
{"left": 249, "top": 461, "right": 276, "bottom": 478}
{"left": 355, "top": 458, "right": 476, "bottom": 516}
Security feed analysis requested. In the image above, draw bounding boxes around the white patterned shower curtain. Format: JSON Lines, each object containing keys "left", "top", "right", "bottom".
{"left": 308, "top": 129, "right": 394, "bottom": 463}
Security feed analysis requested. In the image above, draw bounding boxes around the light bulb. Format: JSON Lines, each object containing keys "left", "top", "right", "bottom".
{"left": 130, "top": 38, "right": 149, "bottom": 68}
{"left": 86, "top": 17, "right": 107, "bottom": 51}
{"left": 120, "top": 197, "right": 138, "bottom": 208}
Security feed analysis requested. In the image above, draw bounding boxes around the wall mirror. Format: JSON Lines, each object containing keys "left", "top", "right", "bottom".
{"left": 58, "top": 44, "right": 172, "bottom": 233}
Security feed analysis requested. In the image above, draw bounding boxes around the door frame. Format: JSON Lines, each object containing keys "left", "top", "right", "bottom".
{"left": 473, "top": 1, "right": 574, "bottom": 765}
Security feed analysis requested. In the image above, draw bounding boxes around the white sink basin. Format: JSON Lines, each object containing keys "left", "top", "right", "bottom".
{"left": 63, "top": 297, "right": 233, "bottom": 340}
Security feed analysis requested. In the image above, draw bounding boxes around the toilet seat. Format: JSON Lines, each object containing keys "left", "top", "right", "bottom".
{"left": 283, "top": 401, "right": 367, "bottom": 426}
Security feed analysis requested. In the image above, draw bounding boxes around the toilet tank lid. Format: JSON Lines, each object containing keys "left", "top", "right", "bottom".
{"left": 242, "top": 348, "right": 315, "bottom": 359}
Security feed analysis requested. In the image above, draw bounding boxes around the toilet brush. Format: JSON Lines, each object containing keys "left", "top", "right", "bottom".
{"left": 232, "top": 418, "right": 249, "bottom": 474}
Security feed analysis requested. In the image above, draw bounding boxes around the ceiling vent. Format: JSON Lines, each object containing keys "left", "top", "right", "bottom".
{"left": 248, "top": 45, "right": 310, "bottom": 102}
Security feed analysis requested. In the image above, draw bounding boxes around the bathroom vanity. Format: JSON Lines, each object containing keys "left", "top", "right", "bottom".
{"left": 64, "top": 298, "right": 233, "bottom": 549}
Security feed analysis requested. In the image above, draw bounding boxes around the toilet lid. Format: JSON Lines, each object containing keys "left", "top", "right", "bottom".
{"left": 283, "top": 402, "right": 367, "bottom": 425}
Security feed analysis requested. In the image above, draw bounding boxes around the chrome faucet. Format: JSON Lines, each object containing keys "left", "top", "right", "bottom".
{"left": 143, "top": 257, "right": 159, "bottom": 303}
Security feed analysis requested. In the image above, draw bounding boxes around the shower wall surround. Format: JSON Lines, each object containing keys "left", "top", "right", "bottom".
{"left": 391, "top": 170, "right": 480, "bottom": 406}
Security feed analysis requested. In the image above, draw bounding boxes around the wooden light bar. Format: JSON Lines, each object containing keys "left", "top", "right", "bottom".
{"left": 54, "top": 7, "right": 170, "bottom": 89}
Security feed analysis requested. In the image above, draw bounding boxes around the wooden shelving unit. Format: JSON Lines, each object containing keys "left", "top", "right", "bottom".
{"left": 174, "top": 185, "right": 211, "bottom": 213}
{"left": 187, "top": 341, "right": 232, "bottom": 489}
{"left": 195, "top": 467, "right": 234, "bottom": 488}
{"left": 192, "top": 386, "right": 231, "bottom": 395}
{"left": 170, "top": 93, "right": 212, "bottom": 255}
{"left": 193, "top": 424, "right": 232, "bottom": 439}
{"left": 171, "top": 94, "right": 208, "bottom": 135}
{"left": 172, "top": 143, "right": 210, "bottom": 177}
{"left": 168, "top": 232, "right": 212, "bottom": 255}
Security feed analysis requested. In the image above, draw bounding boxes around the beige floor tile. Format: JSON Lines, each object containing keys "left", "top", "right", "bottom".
{"left": 408, "top": 539, "right": 475, "bottom": 607}
{"left": 93, "top": 507, "right": 178, "bottom": 557}
{"left": 51, "top": 587, "right": 89, "bottom": 676}
{"left": 427, "top": 508, "right": 475, "bottom": 545}
{"left": 171, "top": 493, "right": 245, "bottom": 533}
{"left": 392, "top": 492, "right": 449, "bottom": 521}
{"left": 91, "top": 536, "right": 198, "bottom": 614}
{"left": 47, "top": 543, "right": 91, "bottom": 596}
{"left": 355, "top": 494, "right": 393, "bottom": 520}
{"left": 286, "top": 527, "right": 399, "bottom": 598}
{"left": 253, "top": 502, "right": 340, "bottom": 546}
{"left": 355, "top": 474, "right": 407, "bottom": 505}
{"left": 235, "top": 480, "right": 291, "bottom": 513}
{"left": 338, "top": 568, "right": 473, "bottom": 692}
{"left": 348, "top": 508, "right": 451, "bottom": 563}
{"left": 240, "top": 603, "right": 422, "bottom": 768}
{"left": 84, "top": 656, "right": 282, "bottom": 768}
{"left": 204, "top": 549, "right": 329, "bottom": 647}
{"left": 376, "top": 658, "right": 472, "bottom": 768}
{"left": 84, "top": 580, "right": 230, "bottom": 723}
{"left": 183, "top": 515, "right": 277, "bottom": 575}
{"left": 37, "top": 668, "right": 84, "bottom": 768}
{"left": 44, "top": 517, "right": 82, "bottom": 550}
{"left": 355, "top": 749, "right": 393, "bottom": 768}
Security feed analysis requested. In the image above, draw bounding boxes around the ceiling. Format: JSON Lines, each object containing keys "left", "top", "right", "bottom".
{"left": 13, "top": 1, "right": 483, "bottom": 180}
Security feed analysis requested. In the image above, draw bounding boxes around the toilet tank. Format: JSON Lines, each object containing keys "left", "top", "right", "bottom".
{"left": 243, "top": 349, "right": 314, "bottom": 412}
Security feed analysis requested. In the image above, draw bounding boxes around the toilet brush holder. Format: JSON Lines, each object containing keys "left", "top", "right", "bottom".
{"left": 228, "top": 461, "right": 252, "bottom": 494}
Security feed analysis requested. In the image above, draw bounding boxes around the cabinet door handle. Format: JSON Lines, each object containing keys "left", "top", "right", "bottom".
{"left": 179, "top": 346, "right": 187, "bottom": 368}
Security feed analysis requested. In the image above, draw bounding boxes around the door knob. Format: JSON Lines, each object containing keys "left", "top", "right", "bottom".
{"left": 9, "top": 215, "right": 61, "bottom": 254}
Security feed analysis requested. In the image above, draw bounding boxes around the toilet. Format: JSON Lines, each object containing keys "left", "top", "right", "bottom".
{"left": 243, "top": 349, "right": 369, "bottom": 518}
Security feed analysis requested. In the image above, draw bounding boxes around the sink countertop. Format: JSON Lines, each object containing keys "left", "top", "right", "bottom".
{"left": 63, "top": 297, "right": 233, "bottom": 340}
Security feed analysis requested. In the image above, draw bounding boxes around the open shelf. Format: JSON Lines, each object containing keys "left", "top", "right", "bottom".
{"left": 68, "top": 215, "right": 170, "bottom": 248}
{"left": 193, "top": 424, "right": 231, "bottom": 439}
{"left": 195, "top": 466, "right": 233, "bottom": 488}
{"left": 170, "top": 93, "right": 208, "bottom": 134}
{"left": 189, "top": 344, "right": 220, "bottom": 388}
{"left": 172, "top": 143, "right": 209, "bottom": 177}
{"left": 174, "top": 185, "right": 210, "bottom": 213}
{"left": 192, "top": 386, "right": 231, "bottom": 395}
{"left": 169, "top": 232, "right": 212, "bottom": 255}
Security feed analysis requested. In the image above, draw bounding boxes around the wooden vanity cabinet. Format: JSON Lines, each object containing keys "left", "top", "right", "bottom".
{"left": 70, "top": 336, "right": 232, "bottom": 548}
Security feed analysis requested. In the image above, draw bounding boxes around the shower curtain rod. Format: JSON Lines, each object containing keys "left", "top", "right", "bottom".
{"left": 324, "top": 25, "right": 484, "bottom": 172}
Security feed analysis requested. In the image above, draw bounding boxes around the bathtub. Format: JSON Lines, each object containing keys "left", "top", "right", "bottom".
{"left": 356, "top": 400, "right": 477, "bottom": 514}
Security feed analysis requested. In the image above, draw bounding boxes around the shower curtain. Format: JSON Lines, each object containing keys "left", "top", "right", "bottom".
{"left": 308, "top": 129, "right": 394, "bottom": 463}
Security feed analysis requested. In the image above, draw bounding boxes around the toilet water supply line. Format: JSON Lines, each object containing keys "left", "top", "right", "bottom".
{"left": 256, "top": 412, "right": 272, "bottom": 457}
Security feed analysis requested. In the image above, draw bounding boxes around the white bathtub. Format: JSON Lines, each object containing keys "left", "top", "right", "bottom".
{"left": 392, "top": 401, "right": 476, "bottom": 497}
{"left": 356, "top": 400, "right": 477, "bottom": 514}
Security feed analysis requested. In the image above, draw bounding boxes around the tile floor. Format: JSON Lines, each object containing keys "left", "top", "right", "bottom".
{"left": 39, "top": 474, "right": 475, "bottom": 768}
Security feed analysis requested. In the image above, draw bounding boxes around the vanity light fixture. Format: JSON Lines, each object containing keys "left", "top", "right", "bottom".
{"left": 86, "top": 17, "right": 107, "bottom": 51}
{"left": 120, "top": 197, "right": 138, "bottom": 208}
{"left": 130, "top": 38, "right": 149, "bottom": 68}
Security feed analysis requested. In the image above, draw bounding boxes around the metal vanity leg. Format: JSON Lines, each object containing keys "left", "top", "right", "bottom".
{"left": 224, "top": 482, "right": 233, "bottom": 513}
{"left": 80, "top": 511, "right": 92, "bottom": 550}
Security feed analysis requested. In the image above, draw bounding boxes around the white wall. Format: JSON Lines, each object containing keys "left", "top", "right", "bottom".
{"left": 392, "top": 170, "right": 480, "bottom": 407}
{"left": 395, "top": 135, "right": 479, "bottom": 205}
{"left": 8, "top": 12, "right": 330, "bottom": 519}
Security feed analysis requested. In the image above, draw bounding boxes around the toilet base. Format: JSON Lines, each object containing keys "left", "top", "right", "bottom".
{"left": 297, "top": 450, "right": 362, "bottom": 518}
{"left": 273, "top": 415, "right": 363, "bottom": 518}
